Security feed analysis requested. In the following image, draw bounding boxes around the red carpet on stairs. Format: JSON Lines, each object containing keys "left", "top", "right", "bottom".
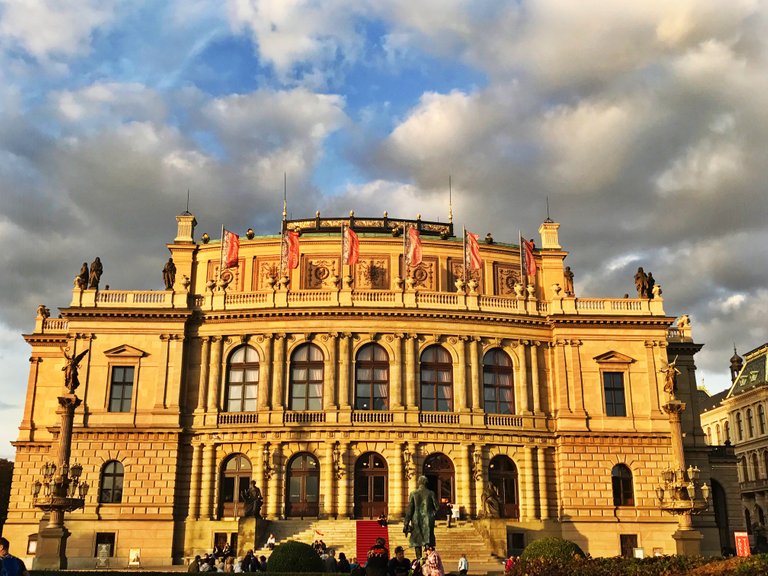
{"left": 356, "top": 520, "right": 389, "bottom": 562}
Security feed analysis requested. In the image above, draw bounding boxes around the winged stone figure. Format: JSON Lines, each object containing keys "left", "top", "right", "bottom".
{"left": 62, "top": 347, "right": 89, "bottom": 393}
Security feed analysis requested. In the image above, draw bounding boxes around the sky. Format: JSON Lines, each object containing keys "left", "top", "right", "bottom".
{"left": 1, "top": 0, "right": 767, "bottom": 460}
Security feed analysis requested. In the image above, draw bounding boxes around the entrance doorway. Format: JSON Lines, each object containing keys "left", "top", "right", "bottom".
{"left": 219, "top": 454, "right": 251, "bottom": 518}
{"left": 423, "top": 453, "right": 454, "bottom": 519}
{"left": 711, "top": 479, "right": 730, "bottom": 553}
{"left": 354, "top": 452, "right": 388, "bottom": 519}
{"left": 488, "top": 455, "right": 519, "bottom": 519}
{"left": 286, "top": 453, "right": 320, "bottom": 517}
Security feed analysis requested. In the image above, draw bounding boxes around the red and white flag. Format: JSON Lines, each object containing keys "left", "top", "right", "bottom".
{"left": 342, "top": 225, "right": 360, "bottom": 265}
{"left": 221, "top": 228, "right": 240, "bottom": 271}
{"left": 465, "top": 230, "right": 482, "bottom": 270}
{"left": 404, "top": 224, "right": 423, "bottom": 267}
{"left": 522, "top": 237, "right": 537, "bottom": 276}
{"left": 281, "top": 230, "right": 300, "bottom": 271}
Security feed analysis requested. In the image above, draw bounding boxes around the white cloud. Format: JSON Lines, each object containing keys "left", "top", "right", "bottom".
{"left": 0, "top": 0, "right": 118, "bottom": 60}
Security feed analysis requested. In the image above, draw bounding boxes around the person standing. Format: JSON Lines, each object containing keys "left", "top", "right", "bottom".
{"left": 0, "top": 538, "right": 29, "bottom": 576}
{"left": 457, "top": 553, "right": 468, "bottom": 576}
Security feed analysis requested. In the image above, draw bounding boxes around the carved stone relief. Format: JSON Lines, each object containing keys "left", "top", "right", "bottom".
{"left": 207, "top": 259, "right": 245, "bottom": 291}
{"left": 304, "top": 257, "right": 340, "bottom": 289}
{"left": 494, "top": 263, "right": 521, "bottom": 296}
{"left": 355, "top": 258, "right": 389, "bottom": 289}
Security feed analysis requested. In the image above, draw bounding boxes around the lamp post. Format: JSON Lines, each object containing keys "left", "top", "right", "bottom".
{"left": 658, "top": 381, "right": 710, "bottom": 555}
{"left": 32, "top": 349, "right": 90, "bottom": 569}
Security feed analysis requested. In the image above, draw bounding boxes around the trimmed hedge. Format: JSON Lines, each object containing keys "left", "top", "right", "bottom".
{"left": 266, "top": 540, "right": 326, "bottom": 573}
{"left": 519, "top": 537, "right": 586, "bottom": 563}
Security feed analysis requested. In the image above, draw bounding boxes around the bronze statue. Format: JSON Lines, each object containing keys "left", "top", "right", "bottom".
{"left": 240, "top": 480, "right": 263, "bottom": 518}
{"left": 481, "top": 484, "right": 501, "bottom": 518}
{"left": 62, "top": 347, "right": 89, "bottom": 393}
{"left": 162, "top": 257, "right": 176, "bottom": 290}
{"left": 660, "top": 356, "right": 681, "bottom": 398}
{"left": 634, "top": 267, "right": 648, "bottom": 298}
{"left": 403, "top": 475, "right": 438, "bottom": 558}
{"left": 563, "top": 266, "right": 574, "bottom": 296}
{"left": 646, "top": 273, "right": 656, "bottom": 299}
{"left": 89, "top": 257, "right": 103, "bottom": 289}
{"left": 76, "top": 262, "right": 89, "bottom": 289}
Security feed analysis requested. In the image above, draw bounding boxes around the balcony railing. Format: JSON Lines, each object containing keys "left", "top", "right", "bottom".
{"left": 740, "top": 478, "right": 768, "bottom": 492}
{"left": 352, "top": 411, "right": 394, "bottom": 424}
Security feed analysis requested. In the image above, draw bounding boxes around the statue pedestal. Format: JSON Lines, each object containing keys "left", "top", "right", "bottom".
{"left": 237, "top": 517, "right": 267, "bottom": 556}
{"left": 33, "top": 523, "right": 70, "bottom": 570}
{"left": 673, "top": 528, "right": 703, "bottom": 556}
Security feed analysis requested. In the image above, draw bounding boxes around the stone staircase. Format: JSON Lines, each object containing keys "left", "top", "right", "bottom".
{"left": 253, "top": 519, "right": 504, "bottom": 574}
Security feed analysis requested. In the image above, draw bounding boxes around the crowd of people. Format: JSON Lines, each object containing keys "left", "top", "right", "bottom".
{"left": 187, "top": 547, "right": 268, "bottom": 573}
{"left": 187, "top": 533, "right": 463, "bottom": 576}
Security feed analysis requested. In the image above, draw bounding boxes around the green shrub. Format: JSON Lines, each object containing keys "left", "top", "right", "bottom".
{"left": 520, "top": 537, "right": 586, "bottom": 563}
{"left": 266, "top": 540, "right": 325, "bottom": 573}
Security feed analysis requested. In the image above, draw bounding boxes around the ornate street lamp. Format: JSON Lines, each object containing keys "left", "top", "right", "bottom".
{"left": 32, "top": 347, "right": 90, "bottom": 569}
{"left": 657, "top": 359, "right": 710, "bottom": 555}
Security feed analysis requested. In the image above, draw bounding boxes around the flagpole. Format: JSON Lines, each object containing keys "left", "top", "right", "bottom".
{"left": 402, "top": 223, "right": 407, "bottom": 281}
{"left": 341, "top": 223, "right": 346, "bottom": 271}
{"left": 462, "top": 225, "right": 467, "bottom": 284}
{"left": 220, "top": 225, "right": 225, "bottom": 280}
{"left": 519, "top": 229, "right": 525, "bottom": 287}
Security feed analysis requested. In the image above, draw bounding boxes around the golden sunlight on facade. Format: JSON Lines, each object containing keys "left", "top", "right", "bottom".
{"left": 5, "top": 212, "right": 742, "bottom": 567}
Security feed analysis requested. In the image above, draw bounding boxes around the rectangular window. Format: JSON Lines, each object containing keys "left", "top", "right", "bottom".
{"left": 95, "top": 532, "right": 116, "bottom": 557}
{"left": 619, "top": 534, "right": 638, "bottom": 558}
{"left": 603, "top": 372, "right": 626, "bottom": 417}
{"left": 109, "top": 366, "right": 134, "bottom": 412}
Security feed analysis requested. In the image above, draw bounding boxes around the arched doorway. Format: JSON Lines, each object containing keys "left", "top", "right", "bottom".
{"left": 423, "top": 453, "right": 454, "bottom": 519}
{"left": 711, "top": 479, "right": 730, "bottom": 553}
{"left": 286, "top": 453, "right": 320, "bottom": 517}
{"left": 219, "top": 454, "right": 252, "bottom": 518}
{"left": 489, "top": 455, "right": 519, "bottom": 519}
{"left": 354, "top": 452, "right": 388, "bottom": 519}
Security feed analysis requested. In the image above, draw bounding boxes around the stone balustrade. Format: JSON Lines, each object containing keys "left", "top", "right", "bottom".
{"left": 64, "top": 286, "right": 666, "bottom": 317}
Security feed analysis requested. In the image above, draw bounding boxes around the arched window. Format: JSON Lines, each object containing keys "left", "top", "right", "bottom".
{"left": 99, "top": 460, "right": 124, "bottom": 504}
{"left": 740, "top": 457, "right": 749, "bottom": 483}
{"left": 759, "top": 506, "right": 766, "bottom": 527}
{"left": 715, "top": 424, "right": 721, "bottom": 444}
{"left": 611, "top": 464, "right": 634, "bottom": 507}
{"left": 752, "top": 453, "right": 761, "bottom": 481}
{"left": 759, "top": 405, "right": 766, "bottom": 435}
{"left": 764, "top": 452, "right": 768, "bottom": 482}
{"left": 226, "top": 345, "right": 259, "bottom": 412}
{"left": 483, "top": 349, "right": 514, "bottom": 414}
{"left": 725, "top": 421, "right": 731, "bottom": 442}
{"left": 736, "top": 413, "right": 744, "bottom": 441}
{"left": 290, "top": 343, "right": 324, "bottom": 410}
{"left": 748, "top": 409, "right": 755, "bottom": 438}
{"left": 355, "top": 344, "right": 389, "bottom": 410}
{"left": 420, "top": 345, "right": 453, "bottom": 412}
{"left": 220, "top": 454, "right": 252, "bottom": 517}
{"left": 745, "top": 508, "right": 753, "bottom": 534}
{"left": 706, "top": 427, "right": 712, "bottom": 445}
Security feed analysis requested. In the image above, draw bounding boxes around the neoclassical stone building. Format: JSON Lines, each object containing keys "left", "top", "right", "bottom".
{"left": 701, "top": 343, "right": 768, "bottom": 541}
{"left": 5, "top": 212, "right": 738, "bottom": 566}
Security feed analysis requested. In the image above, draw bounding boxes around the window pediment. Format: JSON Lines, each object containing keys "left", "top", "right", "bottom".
{"left": 103, "top": 344, "right": 147, "bottom": 359}
{"left": 594, "top": 351, "right": 635, "bottom": 365}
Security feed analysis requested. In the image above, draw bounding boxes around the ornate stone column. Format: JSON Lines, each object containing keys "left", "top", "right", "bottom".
{"left": 389, "top": 334, "right": 403, "bottom": 409}
{"left": 322, "top": 442, "right": 335, "bottom": 517}
{"left": 201, "top": 443, "right": 215, "bottom": 520}
{"left": 454, "top": 337, "right": 468, "bottom": 411}
{"left": 196, "top": 337, "right": 211, "bottom": 412}
{"left": 518, "top": 340, "right": 530, "bottom": 414}
{"left": 405, "top": 335, "right": 418, "bottom": 409}
{"left": 338, "top": 441, "right": 351, "bottom": 518}
{"left": 391, "top": 444, "right": 405, "bottom": 518}
{"left": 207, "top": 336, "right": 223, "bottom": 412}
{"left": 537, "top": 446, "right": 549, "bottom": 519}
{"left": 324, "top": 334, "right": 337, "bottom": 410}
{"left": 273, "top": 335, "right": 286, "bottom": 409}
{"left": 155, "top": 334, "right": 171, "bottom": 409}
{"left": 459, "top": 444, "right": 472, "bottom": 516}
{"left": 473, "top": 444, "right": 485, "bottom": 517}
{"left": 470, "top": 337, "right": 482, "bottom": 411}
{"left": 531, "top": 342, "right": 541, "bottom": 414}
{"left": 523, "top": 446, "right": 535, "bottom": 520}
{"left": 188, "top": 442, "right": 203, "bottom": 519}
{"left": 553, "top": 341, "right": 570, "bottom": 414}
{"left": 338, "top": 334, "right": 351, "bottom": 409}
{"left": 267, "top": 443, "right": 282, "bottom": 518}
{"left": 568, "top": 340, "right": 586, "bottom": 415}
{"left": 258, "top": 335, "right": 272, "bottom": 410}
